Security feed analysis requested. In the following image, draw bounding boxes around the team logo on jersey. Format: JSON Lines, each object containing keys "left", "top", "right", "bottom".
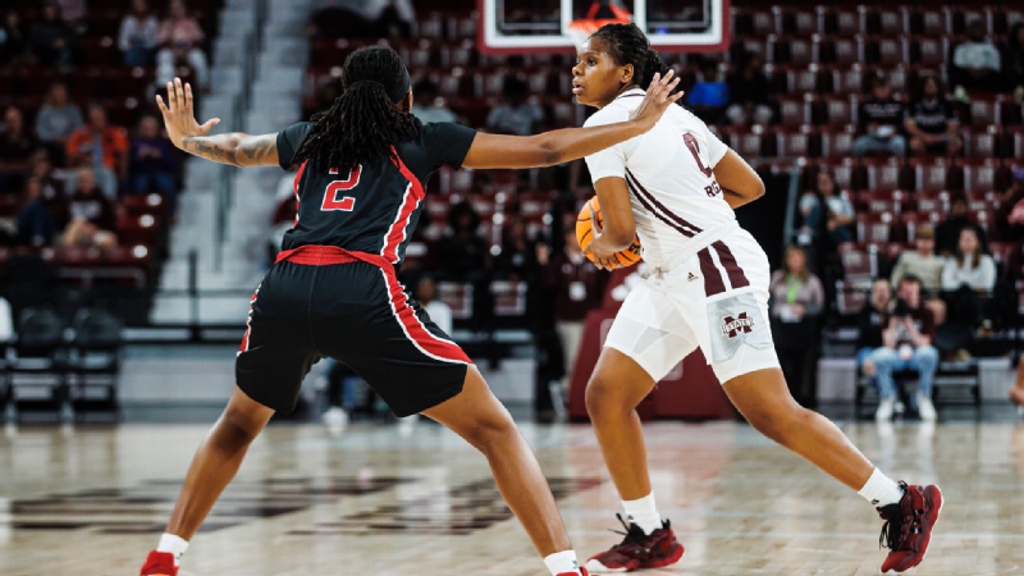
{"left": 721, "top": 312, "right": 754, "bottom": 338}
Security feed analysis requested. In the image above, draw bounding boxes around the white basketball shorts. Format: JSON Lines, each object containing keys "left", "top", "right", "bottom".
{"left": 603, "top": 228, "right": 780, "bottom": 385}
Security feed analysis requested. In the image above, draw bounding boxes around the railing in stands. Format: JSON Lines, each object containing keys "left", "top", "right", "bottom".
{"left": 214, "top": 0, "right": 269, "bottom": 272}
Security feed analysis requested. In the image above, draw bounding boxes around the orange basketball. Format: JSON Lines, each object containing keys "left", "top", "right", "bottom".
{"left": 575, "top": 196, "right": 642, "bottom": 269}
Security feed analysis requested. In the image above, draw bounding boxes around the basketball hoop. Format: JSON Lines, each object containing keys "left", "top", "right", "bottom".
{"left": 565, "top": 1, "right": 632, "bottom": 48}
{"left": 565, "top": 16, "right": 631, "bottom": 48}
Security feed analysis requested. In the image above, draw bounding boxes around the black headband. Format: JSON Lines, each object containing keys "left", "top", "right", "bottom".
{"left": 348, "top": 67, "right": 411, "bottom": 104}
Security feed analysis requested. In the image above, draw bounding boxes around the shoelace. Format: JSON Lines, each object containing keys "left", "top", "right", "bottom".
{"left": 607, "top": 513, "right": 649, "bottom": 551}
{"left": 879, "top": 483, "right": 923, "bottom": 551}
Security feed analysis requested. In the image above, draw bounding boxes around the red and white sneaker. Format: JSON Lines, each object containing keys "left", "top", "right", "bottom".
{"left": 877, "top": 482, "right": 943, "bottom": 573}
{"left": 140, "top": 551, "right": 178, "bottom": 576}
{"left": 585, "top": 514, "right": 684, "bottom": 573}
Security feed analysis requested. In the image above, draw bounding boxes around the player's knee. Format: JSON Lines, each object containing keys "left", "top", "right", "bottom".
{"left": 462, "top": 412, "right": 518, "bottom": 453}
{"left": 744, "top": 401, "right": 803, "bottom": 445}
{"left": 585, "top": 376, "right": 620, "bottom": 420}
{"left": 221, "top": 407, "right": 264, "bottom": 446}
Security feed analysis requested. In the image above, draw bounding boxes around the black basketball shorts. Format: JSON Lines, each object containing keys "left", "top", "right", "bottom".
{"left": 235, "top": 245, "right": 471, "bottom": 416}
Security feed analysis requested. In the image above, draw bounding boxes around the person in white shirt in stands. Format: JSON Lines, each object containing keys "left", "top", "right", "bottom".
{"left": 119, "top": 0, "right": 160, "bottom": 67}
{"left": 941, "top": 227, "right": 996, "bottom": 329}
{"left": 409, "top": 79, "right": 457, "bottom": 124}
{"left": 953, "top": 19, "right": 1002, "bottom": 94}
{"left": 890, "top": 225, "right": 947, "bottom": 324}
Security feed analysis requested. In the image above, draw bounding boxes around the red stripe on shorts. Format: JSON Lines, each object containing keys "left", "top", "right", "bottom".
{"left": 698, "top": 248, "right": 726, "bottom": 296}
{"left": 711, "top": 241, "right": 750, "bottom": 289}
{"left": 379, "top": 269, "right": 472, "bottom": 364}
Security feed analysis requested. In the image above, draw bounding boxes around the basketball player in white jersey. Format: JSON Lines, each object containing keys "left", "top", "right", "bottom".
{"left": 572, "top": 24, "right": 941, "bottom": 574}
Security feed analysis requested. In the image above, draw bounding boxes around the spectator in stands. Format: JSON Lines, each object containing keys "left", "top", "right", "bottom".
{"left": 871, "top": 275, "right": 939, "bottom": 421}
{"left": 799, "top": 170, "right": 854, "bottom": 247}
{"left": 495, "top": 218, "right": 539, "bottom": 282}
{"left": 0, "top": 105, "right": 37, "bottom": 186}
{"left": 852, "top": 76, "right": 906, "bottom": 157}
{"left": 34, "top": 82, "right": 82, "bottom": 167}
{"left": 996, "top": 166, "right": 1024, "bottom": 242}
{"left": 725, "top": 51, "right": 772, "bottom": 126}
{"left": 0, "top": 10, "right": 30, "bottom": 65}
{"left": 769, "top": 246, "right": 824, "bottom": 407}
{"left": 941, "top": 227, "right": 996, "bottom": 328}
{"left": 436, "top": 202, "right": 489, "bottom": 280}
{"left": 28, "top": 3, "right": 76, "bottom": 69}
{"left": 63, "top": 167, "right": 117, "bottom": 247}
{"left": 66, "top": 103, "right": 130, "bottom": 196}
{"left": 29, "top": 149, "right": 69, "bottom": 229}
{"left": 952, "top": 19, "right": 1002, "bottom": 94}
{"left": 686, "top": 59, "right": 729, "bottom": 124}
{"left": 890, "top": 225, "right": 946, "bottom": 324}
{"left": 119, "top": 0, "right": 161, "bottom": 67}
{"left": 1008, "top": 23, "right": 1024, "bottom": 101}
{"left": 156, "top": 0, "right": 209, "bottom": 92}
{"left": 130, "top": 115, "right": 177, "bottom": 200}
{"left": 935, "top": 194, "right": 988, "bottom": 257}
{"left": 906, "top": 76, "right": 962, "bottom": 157}
{"left": 410, "top": 79, "right": 457, "bottom": 124}
{"left": 487, "top": 77, "right": 545, "bottom": 136}
{"left": 540, "top": 228, "right": 609, "bottom": 412}
{"left": 857, "top": 278, "right": 894, "bottom": 398}
{"left": 16, "top": 177, "right": 57, "bottom": 247}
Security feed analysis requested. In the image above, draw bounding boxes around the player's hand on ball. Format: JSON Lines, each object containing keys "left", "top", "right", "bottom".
{"left": 583, "top": 211, "right": 618, "bottom": 271}
{"left": 156, "top": 77, "right": 221, "bottom": 150}
{"left": 630, "top": 69, "right": 684, "bottom": 130}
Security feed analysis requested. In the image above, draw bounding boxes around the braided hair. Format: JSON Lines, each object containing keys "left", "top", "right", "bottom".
{"left": 292, "top": 46, "right": 418, "bottom": 172}
{"left": 589, "top": 23, "right": 683, "bottom": 105}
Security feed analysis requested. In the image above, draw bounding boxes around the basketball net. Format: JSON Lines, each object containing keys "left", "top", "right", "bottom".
{"left": 565, "top": 1, "right": 632, "bottom": 48}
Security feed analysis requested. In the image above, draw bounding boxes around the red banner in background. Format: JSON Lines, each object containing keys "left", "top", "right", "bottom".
{"left": 568, "top": 268, "right": 736, "bottom": 421}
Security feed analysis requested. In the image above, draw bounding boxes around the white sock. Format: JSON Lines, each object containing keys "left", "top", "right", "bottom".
{"left": 857, "top": 468, "right": 904, "bottom": 508}
{"left": 622, "top": 493, "right": 663, "bottom": 535}
{"left": 543, "top": 550, "right": 580, "bottom": 576}
{"left": 157, "top": 533, "right": 190, "bottom": 567}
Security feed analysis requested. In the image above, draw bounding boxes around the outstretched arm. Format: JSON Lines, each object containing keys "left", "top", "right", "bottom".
{"left": 156, "top": 78, "right": 280, "bottom": 167}
{"left": 462, "top": 71, "right": 682, "bottom": 169}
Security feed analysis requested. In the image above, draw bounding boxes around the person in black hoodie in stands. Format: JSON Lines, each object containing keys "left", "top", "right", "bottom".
{"left": 934, "top": 194, "right": 988, "bottom": 257}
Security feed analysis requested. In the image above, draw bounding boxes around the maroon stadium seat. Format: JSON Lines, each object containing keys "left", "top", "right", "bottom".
{"left": 961, "top": 158, "right": 1000, "bottom": 193}
{"left": 832, "top": 64, "right": 865, "bottom": 94}
{"left": 863, "top": 158, "right": 903, "bottom": 191}
{"left": 835, "top": 280, "right": 868, "bottom": 315}
{"left": 964, "top": 126, "right": 1000, "bottom": 158}
{"left": 838, "top": 242, "right": 877, "bottom": 282}
{"left": 778, "top": 94, "right": 813, "bottom": 126}
{"left": 776, "top": 125, "right": 816, "bottom": 158}
{"left": 822, "top": 94, "right": 857, "bottom": 125}
{"left": 818, "top": 124, "right": 857, "bottom": 158}
{"left": 857, "top": 189, "right": 907, "bottom": 213}
{"left": 910, "top": 36, "right": 948, "bottom": 66}
{"left": 912, "top": 158, "right": 954, "bottom": 192}
{"left": 914, "top": 190, "right": 950, "bottom": 213}
{"left": 857, "top": 211, "right": 896, "bottom": 244}
{"left": 901, "top": 211, "right": 945, "bottom": 242}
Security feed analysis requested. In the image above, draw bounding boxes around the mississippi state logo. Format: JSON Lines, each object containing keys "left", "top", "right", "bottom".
{"left": 721, "top": 312, "right": 754, "bottom": 338}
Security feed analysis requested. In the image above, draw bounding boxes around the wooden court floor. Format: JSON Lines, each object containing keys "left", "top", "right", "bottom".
{"left": 2, "top": 419, "right": 1023, "bottom": 576}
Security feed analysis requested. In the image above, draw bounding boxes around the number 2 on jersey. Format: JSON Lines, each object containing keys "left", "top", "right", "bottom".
{"left": 683, "top": 133, "right": 722, "bottom": 198}
{"left": 322, "top": 165, "right": 362, "bottom": 212}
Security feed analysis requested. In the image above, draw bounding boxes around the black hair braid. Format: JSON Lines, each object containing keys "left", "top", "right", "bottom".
{"left": 590, "top": 23, "right": 682, "bottom": 105}
{"left": 292, "top": 46, "right": 418, "bottom": 172}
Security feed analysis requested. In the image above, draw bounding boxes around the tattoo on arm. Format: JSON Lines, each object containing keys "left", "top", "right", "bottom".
{"left": 183, "top": 137, "right": 241, "bottom": 166}
{"left": 239, "top": 135, "right": 276, "bottom": 164}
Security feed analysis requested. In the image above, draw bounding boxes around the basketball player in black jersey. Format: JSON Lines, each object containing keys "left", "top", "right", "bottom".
{"left": 139, "top": 47, "right": 682, "bottom": 576}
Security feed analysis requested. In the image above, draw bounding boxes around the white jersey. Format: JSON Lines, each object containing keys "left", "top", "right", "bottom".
{"left": 584, "top": 87, "right": 738, "bottom": 269}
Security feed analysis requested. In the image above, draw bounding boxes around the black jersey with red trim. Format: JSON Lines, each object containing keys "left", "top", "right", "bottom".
{"left": 275, "top": 119, "right": 477, "bottom": 267}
